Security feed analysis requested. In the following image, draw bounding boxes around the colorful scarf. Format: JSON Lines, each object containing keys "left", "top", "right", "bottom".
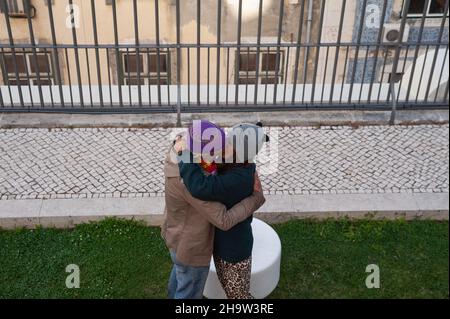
{"left": 200, "top": 159, "right": 218, "bottom": 175}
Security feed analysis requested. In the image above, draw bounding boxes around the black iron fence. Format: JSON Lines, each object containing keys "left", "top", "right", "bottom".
{"left": 0, "top": 0, "right": 448, "bottom": 114}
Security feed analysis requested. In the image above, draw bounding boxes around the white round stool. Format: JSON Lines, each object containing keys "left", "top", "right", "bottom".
{"left": 203, "top": 218, "right": 281, "bottom": 299}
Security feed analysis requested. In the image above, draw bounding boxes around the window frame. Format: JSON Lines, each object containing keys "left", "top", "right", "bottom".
{"left": 404, "top": 0, "right": 449, "bottom": 18}
{"left": 0, "top": 49, "right": 55, "bottom": 85}
{"left": 235, "top": 49, "right": 285, "bottom": 85}
{"left": 0, "top": 0, "right": 35, "bottom": 19}
{"left": 120, "top": 49, "right": 171, "bottom": 85}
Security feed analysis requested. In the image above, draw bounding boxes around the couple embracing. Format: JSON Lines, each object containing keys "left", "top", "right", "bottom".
{"left": 161, "top": 120, "right": 269, "bottom": 299}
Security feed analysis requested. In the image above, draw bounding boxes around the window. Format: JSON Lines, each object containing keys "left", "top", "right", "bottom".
{"left": 121, "top": 50, "right": 170, "bottom": 85}
{"left": 0, "top": 51, "right": 54, "bottom": 85}
{"left": 236, "top": 50, "right": 284, "bottom": 85}
{"left": 406, "top": 0, "right": 448, "bottom": 17}
{"left": 0, "top": 0, "right": 35, "bottom": 18}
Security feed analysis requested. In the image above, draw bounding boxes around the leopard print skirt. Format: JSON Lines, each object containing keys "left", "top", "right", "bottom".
{"left": 214, "top": 255, "right": 254, "bottom": 299}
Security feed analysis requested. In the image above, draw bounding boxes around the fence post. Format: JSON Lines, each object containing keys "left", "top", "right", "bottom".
{"left": 388, "top": 0, "right": 411, "bottom": 125}
{"left": 389, "top": 80, "right": 397, "bottom": 125}
{"left": 175, "top": 0, "right": 182, "bottom": 127}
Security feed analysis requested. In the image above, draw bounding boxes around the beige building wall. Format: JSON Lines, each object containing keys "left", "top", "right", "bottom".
{"left": 0, "top": 0, "right": 313, "bottom": 87}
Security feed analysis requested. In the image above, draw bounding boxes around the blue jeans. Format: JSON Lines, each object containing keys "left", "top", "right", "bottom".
{"left": 168, "top": 251, "right": 210, "bottom": 299}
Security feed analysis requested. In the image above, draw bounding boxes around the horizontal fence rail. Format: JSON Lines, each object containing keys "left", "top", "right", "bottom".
{"left": 0, "top": 0, "right": 448, "bottom": 113}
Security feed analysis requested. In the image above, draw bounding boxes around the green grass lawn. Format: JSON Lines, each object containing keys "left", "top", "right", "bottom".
{"left": 0, "top": 218, "right": 448, "bottom": 299}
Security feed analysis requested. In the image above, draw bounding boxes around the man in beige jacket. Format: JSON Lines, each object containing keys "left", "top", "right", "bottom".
{"left": 161, "top": 138, "right": 265, "bottom": 299}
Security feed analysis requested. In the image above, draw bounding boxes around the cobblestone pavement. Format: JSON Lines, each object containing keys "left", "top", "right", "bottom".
{"left": 0, "top": 125, "right": 448, "bottom": 200}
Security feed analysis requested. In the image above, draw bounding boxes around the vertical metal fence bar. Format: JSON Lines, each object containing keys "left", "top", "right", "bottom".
{"left": 166, "top": 47, "right": 171, "bottom": 107}
{"left": 357, "top": 45, "right": 370, "bottom": 103}
{"left": 112, "top": 0, "right": 123, "bottom": 107}
{"left": 272, "top": 0, "right": 284, "bottom": 104}
{"left": 367, "top": 0, "right": 388, "bottom": 104}
{"left": 21, "top": 47, "right": 34, "bottom": 108}
{"left": 301, "top": 0, "right": 314, "bottom": 105}
{"left": 0, "top": 49, "right": 6, "bottom": 107}
{"left": 389, "top": 0, "right": 411, "bottom": 123}
{"left": 396, "top": 45, "right": 411, "bottom": 103}
{"left": 339, "top": 46, "right": 350, "bottom": 104}
{"left": 424, "top": 0, "right": 449, "bottom": 102}
{"left": 146, "top": 48, "right": 152, "bottom": 106}
{"left": 394, "top": 51, "right": 415, "bottom": 105}
{"left": 302, "top": 1, "right": 313, "bottom": 104}
{"left": 187, "top": 47, "right": 191, "bottom": 105}
{"left": 216, "top": 0, "right": 222, "bottom": 106}
{"left": 106, "top": 48, "right": 113, "bottom": 108}
{"left": 291, "top": 0, "right": 306, "bottom": 104}
{"left": 196, "top": 0, "right": 201, "bottom": 105}
{"left": 24, "top": 0, "right": 44, "bottom": 108}
{"left": 47, "top": 0, "right": 65, "bottom": 108}
{"left": 226, "top": 47, "right": 230, "bottom": 106}
{"left": 434, "top": 47, "right": 448, "bottom": 102}
{"left": 444, "top": 73, "right": 450, "bottom": 102}
{"left": 0, "top": 47, "right": 13, "bottom": 108}
{"left": 329, "top": 0, "right": 347, "bottom": 104}
{"left": 414, "top": 44, "right": 430, "bottom": 102}
{"left": 388, "top": 78, "right": 397, "bottom": 118}
{"left": 310, "top": 0, "right": 326, "bottom": 104}
{"left": 176, "top": 0, "right": 181, "bottom": 121}
{"left": 43, "top": 47, "right": 55, "bottom": 108}
{"left": 283, "top": 45, "right": 290, "bottom": 104}
{"left": 85, "top": 48, "right": 93, "bottom": 107}
{"left": 234, "top": 0, "right": 243, "bottom": 105}
{"left": 376, "top": 45, "right": 390, "bottom": 103}
{"left": 64, "top": 47, "right": 74, "bottom": 107}
{"left": 0, "top": 62, "right": 3, "bottom": 106}
{"left": 133, "top": 0, "right": 142, "bottom": 107}
{"left": 126, "top": 47, "right": 132, "bottom": 105}
{"left": 90, "top": 0, "right": 103, "bottom": 108}
{"left": 405, "top": 0, "right": 430, "bottom": 102}
{"left": 154, "top": 0, "right": 162, "bottom": 106}
{"left": 2, "top": 0, "right": 23, "bottom": 108}
{"left": 348, "top": 0, "right": 368, "bottom": 105}
{"left": 245, "top": 46, "right": 249, "bottom": 105}
{"left": 264, "top": 46, "right": 269, "bottom": 105}
{"left": 207, "top": 47, "right": 210, "bottom": 106}
{"left": 254, "top": 0, "right": 264, "bottom": 105}
{"left": 320, "top": 46, "right": 329, "bottom": 103}
{"left": 69, "top": 0, "right": 84, "bottom": 108}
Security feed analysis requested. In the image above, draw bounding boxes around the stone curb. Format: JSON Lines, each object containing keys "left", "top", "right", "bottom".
{"left": 0, "top": 193, "right": 448, "bottom": 229}
{"left": 0, "top": 109, "right": 448, "bottom": 129}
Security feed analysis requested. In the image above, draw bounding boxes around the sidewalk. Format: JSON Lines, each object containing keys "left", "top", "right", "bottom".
{"left": 1, "top": 123, "right": 448, "bottom": 228}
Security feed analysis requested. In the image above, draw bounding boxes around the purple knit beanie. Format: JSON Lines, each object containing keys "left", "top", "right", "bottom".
{"left": 186, "top": 120, "right": 226, "bottom": 156}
